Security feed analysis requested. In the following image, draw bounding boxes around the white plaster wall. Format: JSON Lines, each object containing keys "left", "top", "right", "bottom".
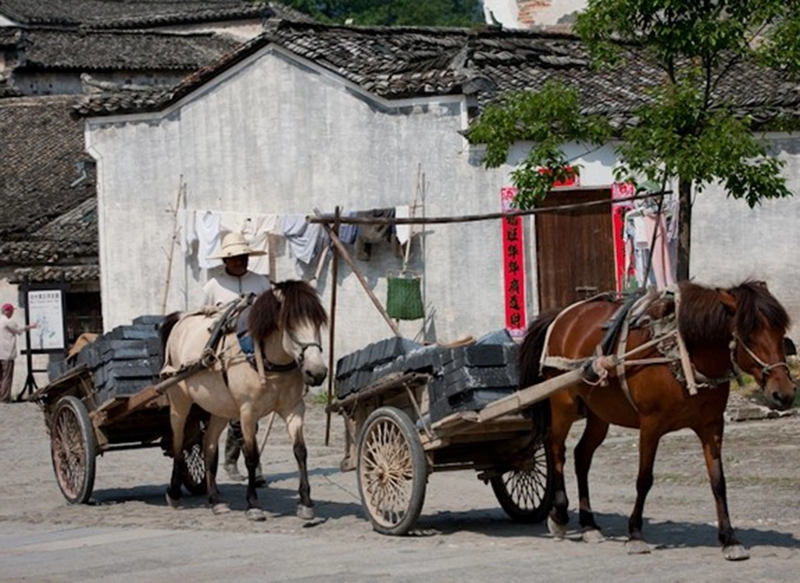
{"left": 692, "top": 134, "right": 800, "bottom": 342}
{"left": 87, "top": 47, "right": 534, "bottom": 357}
{"left": 87, "top": 44, "right": 800, "bottom": 359}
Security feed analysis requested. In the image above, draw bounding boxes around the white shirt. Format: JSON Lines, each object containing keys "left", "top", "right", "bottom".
{"left": 202, "top": 270, "right": 271, "bottom": 307}
{"left": 0, "top": 314, "right": 24, "bottom": 360}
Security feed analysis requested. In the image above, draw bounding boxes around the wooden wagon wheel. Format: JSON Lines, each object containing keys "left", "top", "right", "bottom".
{"left": 50, "top": 396, "right": 97, "bottom": 504}
{"left": 490, "top": 436, "right": 555, "bottom": 523}
{"left": 357, "top": 406, "right": 427, "bottom": 536}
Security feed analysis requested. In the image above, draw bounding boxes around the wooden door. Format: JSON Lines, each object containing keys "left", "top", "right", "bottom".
{"left": 535, "top": 188, "right": 616, "bottom": 312}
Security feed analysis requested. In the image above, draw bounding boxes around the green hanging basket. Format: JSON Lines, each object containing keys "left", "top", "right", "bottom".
{"left": 386, "top": 275, "right": 424, "bottom": 320}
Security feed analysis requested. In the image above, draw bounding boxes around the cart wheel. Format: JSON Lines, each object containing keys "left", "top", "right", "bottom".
{"left": 490, "top": 437, "right": 555, "bottom": 523}
{"left": 50, "top": 396, "right": 96, "bottom": 504}
{"left": 179, "top": 417, "right": 207, "bottom": 496}
{"left": 357, "top": 406, "right": 427, "bottom": 536}
{"left": 179, "top": 441, "right": 206, "bottom": 495}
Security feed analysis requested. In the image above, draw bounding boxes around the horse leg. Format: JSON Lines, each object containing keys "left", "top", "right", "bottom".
{"left": 547, "top": 394, "right": 578, "bottom": 539}
{"left": 284, "top": 404, "right": 314, "bottom": 520}
{"left": 204, "top": 415, "right": 231, "bottom": 514}
{"left": 239, "top": 408, "right": 265, "bottom": 522}
{"left": 695, "top": 424, "right": 749, "bottom": 561}
{"left": 166, "top": 394, "right": 191, "bottom": 509}
{"left": 626, "top": 422, "right": 662, "bottom": 555}
{"left": 574, "top": 411, "right": 609, "bottom": 543}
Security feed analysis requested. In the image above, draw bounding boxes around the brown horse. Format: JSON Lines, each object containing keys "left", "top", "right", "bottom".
{"left": 519, "top": 280, "right": 796, "bottom": 560}
{"left": 160, "top": 280, "right": 328, "bottom": 521}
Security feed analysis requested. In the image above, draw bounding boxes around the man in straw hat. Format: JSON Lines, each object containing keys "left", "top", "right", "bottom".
{"left": 204, "top": 232, "right": 270, "bottom": 484}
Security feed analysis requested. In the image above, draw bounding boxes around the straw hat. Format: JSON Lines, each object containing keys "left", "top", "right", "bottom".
{"left": 208, "top": 232, "right": 266, "bottom": 259}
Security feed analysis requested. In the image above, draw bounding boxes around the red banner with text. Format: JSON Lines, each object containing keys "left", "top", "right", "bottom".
{"left": 500, "top": 187, "right": 527, "bottom": 338}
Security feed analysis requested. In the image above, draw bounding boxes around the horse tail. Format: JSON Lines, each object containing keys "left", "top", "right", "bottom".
{"left": 519, "top": 310, "right": 559, "bottom": 445}
{"left": 159, "top": 311, "right": 182, "bottom": 366}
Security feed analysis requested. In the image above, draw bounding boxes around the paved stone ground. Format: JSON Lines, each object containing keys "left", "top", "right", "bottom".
{"left": 0, "top": 392, "right": 798, "bottom": 581}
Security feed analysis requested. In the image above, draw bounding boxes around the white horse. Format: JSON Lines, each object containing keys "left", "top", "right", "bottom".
{"left": 160, "top": 280, "right": 328, "bottom": 521}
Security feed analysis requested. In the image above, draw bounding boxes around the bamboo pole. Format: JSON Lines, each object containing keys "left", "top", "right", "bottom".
{"left": 161, "top": 179, "right": 185, "bottom": 314}
{"left": 307, "top": 190, "right": 670, "bottom": 227}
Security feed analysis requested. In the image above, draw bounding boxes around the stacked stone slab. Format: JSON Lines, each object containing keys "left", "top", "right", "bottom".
{"left": 50, "top": 315, "right": 164, "bottom": 402}
{"left": 335, "top": 333, "right": 520, "bottom": 423}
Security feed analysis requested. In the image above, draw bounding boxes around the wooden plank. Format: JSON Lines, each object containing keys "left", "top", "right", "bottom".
{"left": 477, "top": 368, "right": 585, "bottom": 422}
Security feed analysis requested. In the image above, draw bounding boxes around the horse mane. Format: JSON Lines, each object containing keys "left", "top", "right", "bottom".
{"left": 678, "top": 280, "right": 790, "bottom": 347}
{"left": 248, "top": 280, "right": 328, "bottom": 341}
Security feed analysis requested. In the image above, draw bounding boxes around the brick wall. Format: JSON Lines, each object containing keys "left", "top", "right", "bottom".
{"left": 517, "top": 0, "right": 550, "bottom": 27}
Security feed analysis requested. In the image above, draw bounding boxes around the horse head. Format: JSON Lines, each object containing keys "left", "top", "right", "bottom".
{"left": 248, "top": 280, "right": 328, "bottom": 387}
{"left": 720, "top": 281, "right": 797, "bottom": 410}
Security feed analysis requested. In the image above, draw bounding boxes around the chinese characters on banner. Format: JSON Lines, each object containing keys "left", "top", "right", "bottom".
{"left": 500, "top": 187, "right": 527, "bottom": 338}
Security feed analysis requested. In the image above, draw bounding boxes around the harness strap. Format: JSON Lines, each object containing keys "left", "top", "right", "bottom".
{"left": 673, "top": 288, "right": 698, "bottom": 395}
{"left": 615, "top": 309, "right": 638, "bottom": 412}
{"left": 253, "top": 336, "right": 268, "bottom": 388}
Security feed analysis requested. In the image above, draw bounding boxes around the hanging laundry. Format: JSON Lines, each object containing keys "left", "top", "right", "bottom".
{"left": 354, "top": 208, "right": 395, "bottom": 261}
{"left": 194, "top": 210, "right": 223, "bottom": 269}
{"left": 621, "top": 199, "right": 677, "bottom": 291}
{"left": 280, "top": 215, "right": 329, "bottom": 269}
{"left": 338, "top": 211, "right": 359, "bottom": 245}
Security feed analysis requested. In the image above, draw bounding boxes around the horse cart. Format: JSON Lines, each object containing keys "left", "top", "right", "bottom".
{"left": 329, "top": 335, "right": 605, "bottom": 536}
{"left": 31, "top": 317, "right": 208, "bottom": 504}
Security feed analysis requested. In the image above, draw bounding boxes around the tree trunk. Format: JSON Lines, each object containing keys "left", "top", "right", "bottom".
{"left": 676, "top": 177, "right": 692, "bottom": 281}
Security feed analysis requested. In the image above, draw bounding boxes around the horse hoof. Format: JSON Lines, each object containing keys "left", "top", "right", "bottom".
{"left": 625, "top": 539, "right": 651, "bottom": 555}
{"left": 723, "top": 544, "right": 750, "bottom": 561}
{"left": 166, "top": 492, "right": 181, "bottom": 509}
{"left": 212, "top": 503, "right": 231, "bottom": 515}
{"left": 246, "top": 508, "right": 266, "bottom": 522}
{"left": 582, "top": 528, "right": 605, "bottom": 544}
{"left": 297, "top": 504, "right": 315, "bottom": 521}
{"left": 547, "top": 516, "right": 568, "bottom": 540}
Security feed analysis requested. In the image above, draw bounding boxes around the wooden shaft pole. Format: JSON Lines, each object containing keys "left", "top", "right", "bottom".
{"left": 324, "top": 207, "right": 341, "bottom": 447}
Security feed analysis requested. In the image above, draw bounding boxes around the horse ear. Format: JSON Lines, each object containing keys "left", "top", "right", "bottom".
{"left": 717, "top": 289, "right": 737, "bottom": 314}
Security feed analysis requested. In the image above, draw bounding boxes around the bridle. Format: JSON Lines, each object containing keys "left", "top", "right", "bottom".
{"left": 287, "top": 330, "right": 322, "bottom": 367}
{"left": 730, "top": 332, "right": 790, "bottom": 387}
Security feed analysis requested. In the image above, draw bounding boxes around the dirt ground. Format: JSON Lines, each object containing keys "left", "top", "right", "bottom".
{"left": 1, "top": 393, "right": 799, "bottom": 578}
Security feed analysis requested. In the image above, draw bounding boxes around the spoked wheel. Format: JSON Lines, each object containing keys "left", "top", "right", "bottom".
{"left": 490, "top": 436, "right": 555, "bottom": 523}
{"left": 50, "top": 396, "right": 97, "bottom": 504}
{"left": 179, "top": 417, "right": 206, "bottom": 495}
{"left": 357, "top": 407, "right": 427, "bottom": 536}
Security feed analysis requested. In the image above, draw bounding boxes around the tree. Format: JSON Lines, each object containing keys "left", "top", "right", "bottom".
{"left": 469, "top": 0, "right": 800, "bottom": 280}
{"left": 282, "top": 1, "right": 484, "bottom": 27}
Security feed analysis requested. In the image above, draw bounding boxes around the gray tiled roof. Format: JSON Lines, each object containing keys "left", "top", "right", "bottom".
{"left": 0, "top": 0, "right": 313, "bottom": 28}
{"left": 73, "top": 20, "right": 800, "bottom": 123}
{"left": 0, "top": 96, "right": 97, "bottom": 270}
{"left": 13, "top": 28, "right": 241, "bottom": 72}
{"left": 12, "top": 264, "right": 100, "bottom": 284}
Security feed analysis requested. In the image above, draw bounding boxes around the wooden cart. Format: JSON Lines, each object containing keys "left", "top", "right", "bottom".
{"left": 32, "top": 364, "right": 209, "bottom": 504}
{"left": 329, "top": 360, "right": 594, "bottom": 536}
